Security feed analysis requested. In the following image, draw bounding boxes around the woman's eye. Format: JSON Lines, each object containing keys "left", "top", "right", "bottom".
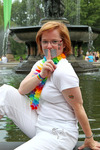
{"left": 42, "top": 41, "right": 48, "bottom": 44}
{"left": 52, "top": 41, "right": 58, "bottom": 44}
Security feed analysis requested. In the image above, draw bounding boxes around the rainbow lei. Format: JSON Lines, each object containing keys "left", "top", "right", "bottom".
{"left": 29, "top": 53, "right": 66, "bottom": 110}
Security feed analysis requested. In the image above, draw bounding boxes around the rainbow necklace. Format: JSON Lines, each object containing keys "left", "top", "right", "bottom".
{"left": 29, "top": 53, "right": 66, "bottom": 110}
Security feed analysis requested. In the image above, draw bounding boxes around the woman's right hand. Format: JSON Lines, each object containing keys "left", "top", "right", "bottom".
{"left": 40, "top": 60, "right": 57, "bottom": 78}
{"left": 40, "top": 49, "right": 57, "bottom": 78}
{"left": 78, "top": 138, "right": 100, "bottom": 150}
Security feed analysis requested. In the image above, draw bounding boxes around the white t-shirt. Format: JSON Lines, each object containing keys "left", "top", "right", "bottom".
{"left": 31, "top": 59, "right": 79, "bottom": 122}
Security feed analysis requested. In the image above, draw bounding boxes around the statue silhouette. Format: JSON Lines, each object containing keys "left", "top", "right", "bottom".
{"left": 44, "top": 0, "right": 65, "bottom": 18}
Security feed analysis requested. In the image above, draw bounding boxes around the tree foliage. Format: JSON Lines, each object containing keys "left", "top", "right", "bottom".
{"left": 64, "top": 0, "right": 79, "bottom": 25}
{"left": 80, "top": 0, "right": 100, "bottom": 27}
{"left": 11, "top": 0, "right": 44, "bottom": 26}
{"left": 64, "top": 0, "right": 100, "bottom": 27}
{"left": 0, "top": 1, "right": 3, "bottom": 27}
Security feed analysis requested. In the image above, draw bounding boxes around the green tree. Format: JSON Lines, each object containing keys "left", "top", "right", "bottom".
{"left": 11, "top": 0, "right": 26, "bottom": 26}
{"left": 11, "top": 0, "right": 44, "bottom": 26}
{"left": 0, "top": 1, "right": 3, "bottom": 27}
{"left": 64, "top": 0, "right": 78, "bottom": 25}
{"left": 80, "top": 0, "right": 100, "bottom": 27}
{"left": 64, "top": 0, "right": 100, "bottom": 27}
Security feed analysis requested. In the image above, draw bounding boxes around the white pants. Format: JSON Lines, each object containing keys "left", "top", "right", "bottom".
{"left": 0, "top": 84, "right": 78, "bottom": 150}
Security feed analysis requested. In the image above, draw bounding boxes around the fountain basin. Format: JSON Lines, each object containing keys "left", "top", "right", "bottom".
{"left": 10, "top": 25, "right": 99, "bottom": 43}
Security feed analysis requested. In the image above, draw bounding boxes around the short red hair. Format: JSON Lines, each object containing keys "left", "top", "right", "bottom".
{"left": 36, "top": 21, "right": 72, "bottom": 56}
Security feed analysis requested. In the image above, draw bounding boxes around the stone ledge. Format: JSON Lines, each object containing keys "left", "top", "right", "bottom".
{"left": 0, "top": 141, "right": 92, "bottom": 150}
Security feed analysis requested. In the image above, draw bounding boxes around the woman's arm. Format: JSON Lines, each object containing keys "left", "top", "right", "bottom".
{"left": 18, "top": 70, "right": 41, "bottom": 95}
{"left": 18, "top": 59, "right": 56, "bottom": 95}
{"left": 62, "top": 87, "right": 100, "bottom": 150}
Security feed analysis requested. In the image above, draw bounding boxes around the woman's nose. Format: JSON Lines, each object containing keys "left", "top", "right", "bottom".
{"left": 47, "top": 42, "right": 52, "bottom": 48}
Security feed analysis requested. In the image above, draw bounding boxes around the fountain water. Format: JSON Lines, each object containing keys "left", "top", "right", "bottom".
{"left": 2, "top": 29, "right": 14, "bottom": 61}
{"left": 2, "top": 30, "right": 9, "bottom": 56}
{"left": 2, "top": 30, "right": 9, "bottom": 59}
{"left": 0, "top": 29, "right": 4, "bottom": 57}
{"left": 88, "top": 26, "right": 95, "bottom": 51}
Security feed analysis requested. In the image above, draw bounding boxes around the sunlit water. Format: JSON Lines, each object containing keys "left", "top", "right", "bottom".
{"left": 0, "top": 65, "right": 100, "bottom": 142}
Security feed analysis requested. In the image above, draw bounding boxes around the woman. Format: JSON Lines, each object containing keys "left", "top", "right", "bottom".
{"left": 0, "top": 21, "right": 100, "bottom": 150}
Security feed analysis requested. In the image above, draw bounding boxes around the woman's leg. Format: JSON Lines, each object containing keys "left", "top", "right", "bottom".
{"left": 14, "top": 130, "right": 77, "bottom": 150}
{"left": 14, "top": 131, "right": 60, "bottom": 150}
{"left": 0, "top": 84, "right": 37, "bottom": 138}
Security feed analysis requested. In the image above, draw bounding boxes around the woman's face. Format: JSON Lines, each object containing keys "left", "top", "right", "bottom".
{"left": 41, "top": 29, "right": 64, "bottom": 59}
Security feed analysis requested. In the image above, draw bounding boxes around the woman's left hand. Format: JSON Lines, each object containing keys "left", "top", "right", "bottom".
{"left": 78, "top": 138, "right": 100, "bottom": 150}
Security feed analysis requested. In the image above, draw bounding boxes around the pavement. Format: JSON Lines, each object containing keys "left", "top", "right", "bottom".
{"left": 93, "top": 61, "right": 100, "bottom": 67}
{"left": 0, "top": 61, "right": 19, "bottom": 67}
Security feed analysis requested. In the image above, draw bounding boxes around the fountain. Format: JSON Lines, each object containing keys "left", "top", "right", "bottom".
{"left": 9, "top": 0, "right": 100, "bottom": 73}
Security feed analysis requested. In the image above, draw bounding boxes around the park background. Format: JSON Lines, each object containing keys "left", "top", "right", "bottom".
{"left": 0, "top": 0, "right": 100, "bottom": 60}
{"left": 0, "top": 0, "right": 100, "bottom": 144}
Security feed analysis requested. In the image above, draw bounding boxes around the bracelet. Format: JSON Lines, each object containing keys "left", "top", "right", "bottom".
{"left": 85, "top": 133, "right": 93, "bottom": 139}
{"left": 37, "top": 73, "right": 45, "bottom": 81}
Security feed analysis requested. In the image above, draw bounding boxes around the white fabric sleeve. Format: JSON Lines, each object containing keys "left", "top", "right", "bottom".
{"left": 31, "top": 60, "right": 42, "bottom": 72}
{"left": 53, "top": 63, "right": 79, "bottom": 92}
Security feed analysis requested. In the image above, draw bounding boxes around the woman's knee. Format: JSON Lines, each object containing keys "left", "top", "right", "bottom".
{"left": 0, "top": 84, "right": 18, "bottom": 96}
